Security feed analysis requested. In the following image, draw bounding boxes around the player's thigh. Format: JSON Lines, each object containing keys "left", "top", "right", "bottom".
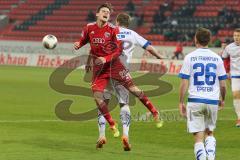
{"left": 114, "top": 83, "right": 129, "bottom": 105}
{"left": 231, "top": 78, "right": 240, "bottom": 99}
{"left": 205, "top": 105, "right": 218, "bottom": 132}
{"left": 92, "top": 78, "right": 109, "bottom": 104}
{"left": 103, "top": 89, "right": 112, "bottom": 100}
{"left": 111, "top": 67, "right": 134, "bottom": 89}
{"left": 187, "top": 103, "right": 206, "bottom": 133}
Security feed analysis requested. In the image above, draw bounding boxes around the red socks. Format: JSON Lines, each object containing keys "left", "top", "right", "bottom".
{"left": 98, "top": 102, "right": 115, "bottom": 126}
{"left": 139, "top": 94, "right": 158, "bottom": 116}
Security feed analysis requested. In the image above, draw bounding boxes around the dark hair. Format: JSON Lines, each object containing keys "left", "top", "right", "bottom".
{"left": 234, "top": 28, "right": 240, "bottom": 33}
{"left": 195, "top": 28, "right": 211, "bottom": 46}
{"left": 116, "top": 13, "right": 131, "bottom": 27}
{"left": 96, "top": 2, "right": 113, "bottom": 13}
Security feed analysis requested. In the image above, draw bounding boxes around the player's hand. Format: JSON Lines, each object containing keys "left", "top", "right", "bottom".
{"left": 74, "top": 42, "right": 80, "bottom": 50}
{"left": 95, "top": 57, "right": 106, "bottom": 65}
{"left": 179, "top": 103, "right": 187, "bottom": 117}
{"left": 85, "top": 65, "right": 92, "bottom": 73}
{"left": 218, "top": 100, "right": 225, "bottom": 111}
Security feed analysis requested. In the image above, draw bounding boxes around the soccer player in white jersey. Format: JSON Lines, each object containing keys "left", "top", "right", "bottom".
{"left": 178, "top": 28, "right": 227, "bottom": 160}
{"left": 90, "top": 13, "right": 163, "bottom": 151}
{"left": 222, "top": 28, "right": 240, "bottom": 127}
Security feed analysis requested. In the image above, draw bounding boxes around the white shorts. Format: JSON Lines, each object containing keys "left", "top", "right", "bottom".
{"left": 103, "top": 80, "right": 129, "bottom": 104}
{"left": 231, "top": 78, "right": 240, "bottom": 92}
{"left": 187, "top": 102, "right": 218, "bottom": 133}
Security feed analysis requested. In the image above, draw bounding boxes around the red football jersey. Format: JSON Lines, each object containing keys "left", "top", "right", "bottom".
{"left": 78, "top": 22, "right": 122, "bottom": 63}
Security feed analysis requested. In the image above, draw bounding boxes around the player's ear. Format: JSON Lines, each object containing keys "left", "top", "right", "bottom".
{"left": 194, "top": 36, "right": 198, "bottom": 46}
{"left": 96, "top": 12, "right": 99, "bottom": 17}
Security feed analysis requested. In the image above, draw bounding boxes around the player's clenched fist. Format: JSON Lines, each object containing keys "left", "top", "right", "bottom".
{"left": 74, "top": 42, "right": 80, "bottom": 50}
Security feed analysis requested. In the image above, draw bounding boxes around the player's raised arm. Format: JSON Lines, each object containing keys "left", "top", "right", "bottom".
{"left": 74, "top": 26, "right": 89, "bottom": 50}
{"left": 133, "top": 30, "right": 162, "bottom": 59}
{"left": 145, "top": 45, "right": 163, "bottom": 59}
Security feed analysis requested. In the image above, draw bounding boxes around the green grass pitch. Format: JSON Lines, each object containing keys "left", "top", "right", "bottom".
{"left": 0, "top": 65, "right": 239, "bottom": 160}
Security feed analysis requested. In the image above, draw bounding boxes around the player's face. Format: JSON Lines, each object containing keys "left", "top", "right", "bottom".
{"left": 233, "top": 32, "right": 240, "bottom": 45}
{"left": 96, "top": 7, "right": 110, "bottom": 23}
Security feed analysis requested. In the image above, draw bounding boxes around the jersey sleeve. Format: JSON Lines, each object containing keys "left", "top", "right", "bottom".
{"left": 103, "top": 27, "right": 123, "bottom": 63}
{"left": 133, "top": 31, "right": 151, "bottom": 49}
{"left": 217, "top": 59, "right": 228, "bottom": 80}
{"left": 178, "top": 56, "right": 191, "bottom": 79}
{"left": 222, "top": 47, "right": 229, "bottom": 59}
{"left": 78, "top": 26, "right": 89, "bottom": 48}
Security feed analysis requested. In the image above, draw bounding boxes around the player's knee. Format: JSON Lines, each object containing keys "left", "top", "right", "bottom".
{"left": 93, "top": 91, "right": 104, "bottom": 104}
{"left": 129, "top": 85, "right": 143, "bottom": 97}
{"left": 193, "top": 132, "right": 205, "bottom": 142}
{"left": 233, "top": 91, "right": 240, "bottom": 99}
{"left": 205, "top": 129, "right": 213, "bottom": 136}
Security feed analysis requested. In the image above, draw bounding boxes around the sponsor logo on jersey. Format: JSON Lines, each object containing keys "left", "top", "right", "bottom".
{"left": 92, "top": 38, "right": 105, "bottom": 44}
{"left": 117, "top": 34, "right": 125, "bottom": 39}
{"left": 119, "top": 31, "right": 131, "bottom": 35}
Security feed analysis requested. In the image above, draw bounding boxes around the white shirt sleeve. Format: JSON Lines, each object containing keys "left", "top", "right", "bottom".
{"left": 217, "top": 58, "right": 227, "bottom": 80}
{"left": 133, "top": 31, "right": 151, "bottom": 49}
{"left": 178, "top": 56, "right": 191, "bottom": 79}
{"left": 222, "top": 46, "right": 229, "bottom": 59}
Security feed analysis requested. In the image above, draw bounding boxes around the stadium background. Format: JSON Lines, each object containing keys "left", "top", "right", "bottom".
{"left": 0, "top": 0, "right": 239, "bottom": 160}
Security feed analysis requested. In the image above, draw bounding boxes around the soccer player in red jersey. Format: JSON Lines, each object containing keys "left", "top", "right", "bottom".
{"left": 74, "top": 3, "right": 160, "bottom": 148}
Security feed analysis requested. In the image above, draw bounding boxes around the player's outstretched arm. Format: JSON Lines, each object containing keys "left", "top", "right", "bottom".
{"left": 219, "top": 80, "right": 227, "bottom": 110}
{"left": 179, "top": 79, "right": 189, "bottom": 117}
{"left": 74, "top": 26, "right": 89, "bottom": 50}
{"left": 145, "top": 45, "right": 163, "bottom": 59}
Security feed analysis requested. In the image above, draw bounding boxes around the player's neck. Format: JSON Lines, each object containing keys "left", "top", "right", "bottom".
{"left": 120, "top": 25, "right": 127, "bottom": 29}
{"left": 196, "top": 44, "right": 208, "bottom": 49}
{"left": 96, "top": 20, "right": 107, "bottom": 28}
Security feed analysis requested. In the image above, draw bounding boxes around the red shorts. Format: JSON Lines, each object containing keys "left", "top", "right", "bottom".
{"left": 91, "top": 60, "right": 134, "bottom": 92}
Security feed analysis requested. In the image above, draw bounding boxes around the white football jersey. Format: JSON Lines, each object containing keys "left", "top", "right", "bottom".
{"left": 222, "top": 42, "right": 240, "bottom": 78}
{"left": 179, "top": 48, "right": 227, "bottom": 105}
{"left": 116, "top": 27, "right": 150, "bottom": 68}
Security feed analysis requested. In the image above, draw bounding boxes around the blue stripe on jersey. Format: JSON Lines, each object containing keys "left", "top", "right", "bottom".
{"left": 231, "top": 76, "right": 240, "bottom": 78}
{"left": 178, "top": 73, "right": 190, "bottom": 79}
{"left": 218, "top": 75, "right": 228, "bottom": 80}
{"left": 188, "top": 98, "right": 219, "bottom": 105}
{"left": 142, "top": 41, "right": 151, "bottom": 49}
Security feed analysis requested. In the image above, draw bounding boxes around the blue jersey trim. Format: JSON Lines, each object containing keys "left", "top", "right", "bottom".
{"left": 218, "top": 75, "right": 228, "bottom": 80}
{"left": 188, "top": 98, "right": 219, "bottom": 105}
{"left": 178, "top": 73, "right": 190, "bottom": 79}
{"left": 142, "top": 41, "right": 151, "bottom": 49}
{"left": 231, "top": 76, "right": 240, "bottom": 78}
